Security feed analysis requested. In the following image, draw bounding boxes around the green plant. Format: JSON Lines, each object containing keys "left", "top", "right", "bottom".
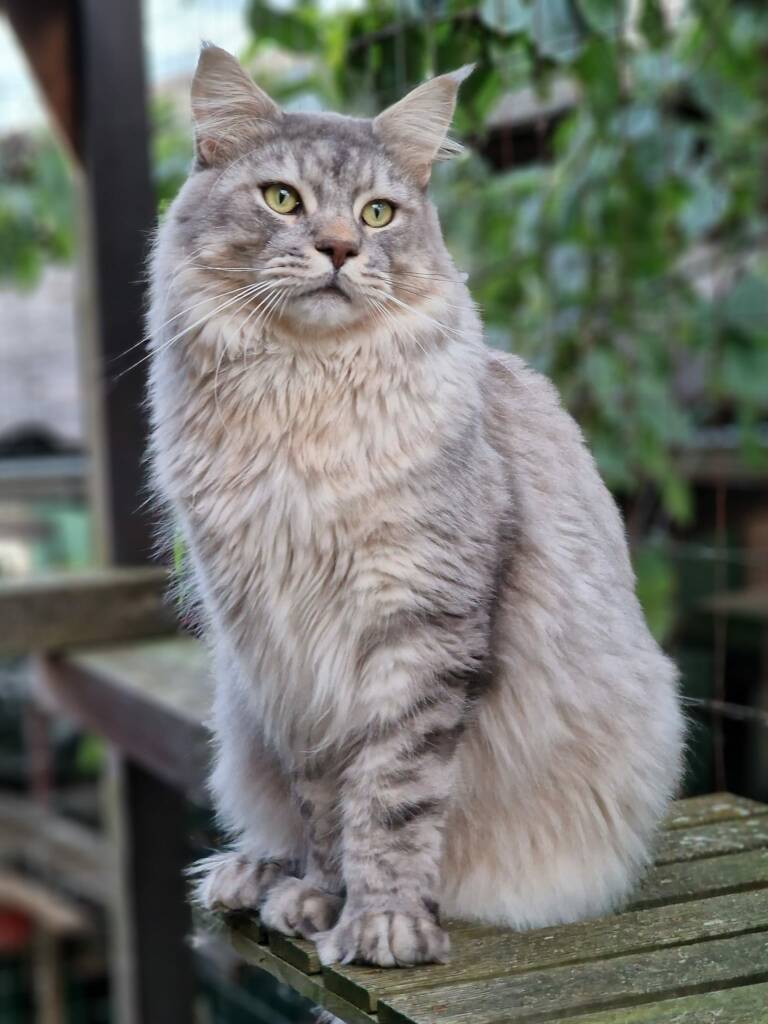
{"left": 246, "top": 0, "right": 768, "bottom": 529}
{"left": 0, "top": 133, "right": 74, "bottom": 286}
{"left": 242, "top": 0, "right": 768, "bottom": 638}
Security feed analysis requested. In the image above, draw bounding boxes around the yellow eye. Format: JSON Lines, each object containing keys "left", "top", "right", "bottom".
{"left": 361, "top": 199, "right": 394, "bottom": 228}
{"left": 263, "top": 183, "right": 301, "bottom": 215}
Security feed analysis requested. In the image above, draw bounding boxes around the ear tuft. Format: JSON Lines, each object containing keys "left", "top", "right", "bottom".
{"left": 373, "top": 65, "right": 475, "bottom": 186}
{"left": 191, "top": 44, "right": 281, "bottom": 167}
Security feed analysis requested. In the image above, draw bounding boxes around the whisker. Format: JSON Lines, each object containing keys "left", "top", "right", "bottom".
{"left": 111, "top": 282, "right": 268, "bottom": 382}
{"left": 113, "top": 283, "right": 260, "bottom": 365}
{"left": 382, "top": 292, "right": 463, "bottom": 341}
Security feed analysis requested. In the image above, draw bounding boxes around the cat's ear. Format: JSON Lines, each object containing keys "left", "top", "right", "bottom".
{"left": 191, "top": 43, "right": 282, "bottom": 167}
{"left": 373, "top": 65, "right": 474, "bottom": 185}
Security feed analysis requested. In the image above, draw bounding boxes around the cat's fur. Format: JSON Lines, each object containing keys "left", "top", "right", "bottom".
{"left": 147, "top": 44, "right": 684, "bottom": 967}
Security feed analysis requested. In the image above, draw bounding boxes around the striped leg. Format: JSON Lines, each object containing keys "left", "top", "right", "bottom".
{"left": 261, "top": 763, "right": 345, "bottom": 938}
{"left": 316, "top": 681, "right": 469, "bottom": 967}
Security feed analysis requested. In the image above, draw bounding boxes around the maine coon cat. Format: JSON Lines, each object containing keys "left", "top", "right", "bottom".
{"left": 147, "top": 44, "right": 684, "bottom": 968}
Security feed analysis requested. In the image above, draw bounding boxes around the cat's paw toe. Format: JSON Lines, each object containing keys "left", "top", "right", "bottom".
{"left": 261, "top": 878, "right": 343, "bottom": 938}
{"left": 189, "top": 853, "right": 287, "bottom": 912}
{"left": 316, "top": 911, "right": 449, "bottom": 967}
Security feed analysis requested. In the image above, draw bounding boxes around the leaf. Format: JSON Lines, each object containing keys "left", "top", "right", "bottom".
{"left": 532, "top": 0, "right": 585, "bottom": 62}
{"left": 638, "top": 0, "right": 668, "bottom": 47}
{"left": 721, "top": 274, "right": 768, "bottom": 340}
{"left": 678, "top": 170, "right": 729, "bottom": 240}
{"left": 633, "top": 543, "right": 677, "bottom": 642}
{"left": 248, "top": 0, "right": 319, "bottom": 52}
{"left": 574, "top": 35, "right": 621, "bottom": 115}
{"left": 548, "top": 242, "right": 588, "bottom": 295}
{"left": 576, "top": 0, "right": 626, "bottom": 37}
{"left": 478, "top": 0, "right": 530, "bottom": 35}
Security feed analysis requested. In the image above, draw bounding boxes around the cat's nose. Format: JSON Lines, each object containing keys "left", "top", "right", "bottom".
{"left": 315, "top": 239, "right": 359, "bottom": 270}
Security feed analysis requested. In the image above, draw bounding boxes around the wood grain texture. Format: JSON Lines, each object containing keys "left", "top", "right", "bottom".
{"left": 655, "top": 815, "right": 768, "bottom": 864}
{"left": 663, "top": 793, "right": 768, "bottom": 830}
{"left": 1, "top": 568, "right": 174, "bottom": 656}
{"left": 224, "top": 795, "right": 768, "bottom": 1023}
{"left": 38, "top": 639, "right": 211, "bottom": 800}
{"left": 230, "top": 930, "right": 375, "bottom": 1024}
{"left": 546, "top": 982, "right": 768, "bottom": 1023}
{"left": 325, "top": 888, "right": 768, "bottom": 1012}
{"left": 377, "top": 930, "right": 768, "bottom": 1024}
{"left": 630, "top": 848, "right": 768, "bottom": 909}
{"left": 268, "top": 930, "right": 322, "bottom": 974}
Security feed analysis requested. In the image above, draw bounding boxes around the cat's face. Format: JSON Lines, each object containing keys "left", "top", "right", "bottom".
{"left": 165, "top": 46, "right": 471, "bottom": 341}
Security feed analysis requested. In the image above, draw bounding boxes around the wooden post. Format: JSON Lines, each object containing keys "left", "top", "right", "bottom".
{"left": 105, "top": 754, "right": 196, "bottom": 1024}
{"left": 32, "top": 930, "right": 64, "bottom": 1024}
{"left": 75, "top": 0, "right": 157, "bottom": 565}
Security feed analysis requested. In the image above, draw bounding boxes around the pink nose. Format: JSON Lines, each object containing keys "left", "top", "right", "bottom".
{"left": 315, "top": 239, "right": 359, "bottom": 270}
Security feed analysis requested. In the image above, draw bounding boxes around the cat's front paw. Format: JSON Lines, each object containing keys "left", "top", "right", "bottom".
{"left": 260, "top": 877, "right": 343, "bottom": 938}
{"left": 315, "top": 910, "right": 449, "bottom": 967}
{"left": 189, "top": 852, "right": 289, "bottom": 911}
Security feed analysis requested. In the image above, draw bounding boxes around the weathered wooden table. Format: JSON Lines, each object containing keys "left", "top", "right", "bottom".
{"left": 26, "top": 631, "right": 768, "bottom": 1024}
{"left": 229, "top": 795, "right": 768, "bottom": 1023}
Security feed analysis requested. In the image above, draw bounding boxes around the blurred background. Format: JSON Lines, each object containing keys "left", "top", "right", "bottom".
{"left": 1, "top": 0, "right": 767, "bottom": 1020}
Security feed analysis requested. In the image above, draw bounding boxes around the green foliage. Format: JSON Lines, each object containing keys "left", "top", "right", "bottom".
{"left": 0, "top": 99, "right": 194, "bottom": 285}
{"left": 153, "top": 98, "right": 194, "bottom": 212}
{"left": 243, "top": 0, "right": 768, "bottom": 526}
{"left": 241, "top": 0, "right": 768, "bottom": 640}
{"left": 0, "top": 134, "right": 74, "bottom": 287}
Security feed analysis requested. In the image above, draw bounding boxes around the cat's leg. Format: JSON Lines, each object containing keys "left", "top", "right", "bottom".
{"left": 315, "top": 667, "right": 471, "bottom": 967}
{"left": 192, "top": 668, "right": 304, "bottom": 912}
{"left": 260, "top": 760, "right": 345, "bottom": 938}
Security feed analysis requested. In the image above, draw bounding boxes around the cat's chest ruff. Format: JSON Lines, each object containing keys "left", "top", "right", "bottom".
{"left": 175, "top": 358, "right": 445, "bottom": 515}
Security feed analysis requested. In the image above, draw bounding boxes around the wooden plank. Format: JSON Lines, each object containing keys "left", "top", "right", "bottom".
{"left": 230, "top": 929, "right": 375, "bottom": 1024}
{"left": 325, "top": 888, "right": 768, "bottom": 1013}
{"left": 37, "top": 639, "right": 210, "bottom": 800}
{"left": 0, "top": 869, "right": 92, "bottom": 936}
{"left": 65, "top": 637, "right": 211, "bottom": 727}
{"left": 705, "top": 585, "right": 768, "bottom": 621}
{"left": 268, "top": 929, "right": 322, "bottom": 974}
{"left": 655, "top": 815, "right": 768, "bottom": 863}
{"left": 0, "top": 793, "right": 108, "bottom": 904}
{"left": 663, "top": 792, "right": 768, "bottom": 829}
{"left": 546, "top": 982, "right": 768, "bottom": 1023}
{"left": 225, "top": 912, "right": 266, "bottom": 945}
{"left": 5, "top": 0, "right": 79, "bottom": 159}
{"left": 0, "top": 455, "right": 86, "bottom": 503}
{"left": 0, "top": 568, "right": 174, "bottom": 656}
{"left": 631, "top": 847, "right": 768, "bottom": 909}
{"left": 377, "top": 930, "right": 768, "bottom": 1024}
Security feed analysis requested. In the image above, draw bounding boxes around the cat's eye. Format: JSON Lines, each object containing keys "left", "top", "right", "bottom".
{"left": 263, "top": 183, "right": 301, "bottom": 215}
{"left": 361, "top": 199, "right": 394, "bottom": 228}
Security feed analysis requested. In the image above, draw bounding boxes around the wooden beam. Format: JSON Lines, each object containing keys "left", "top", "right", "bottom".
{"left": 0, "top": 455, "right": 86, "bottom": 503}
{"left": 76, "top": 0, "right": 156, "bottom": 564}
{"left": 0, "top": 868, "right": 92, "bottom": 936}
{"left": 36, "top": 640, "right": 210, "bottom": 800}
{"left": 0, "top": 793, "right": 109, "bottom": 904}
{"left": 0, "top": 567, "right": 175, "bottom": 656}
{"left": 4, "top": 0, "right": 80, "bottom": 160}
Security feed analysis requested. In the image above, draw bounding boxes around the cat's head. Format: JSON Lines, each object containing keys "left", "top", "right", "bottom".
{"left": 161, "top": 45, "right": 472, "bottom": 343}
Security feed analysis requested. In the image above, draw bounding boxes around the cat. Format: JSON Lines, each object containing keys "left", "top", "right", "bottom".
{"left": 147, "top": 43, "right": 684, "bottom": 968}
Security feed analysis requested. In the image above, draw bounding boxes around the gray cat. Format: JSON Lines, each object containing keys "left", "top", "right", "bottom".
{"left": 147, "top": 44, "right": 684, "bottom": 968}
